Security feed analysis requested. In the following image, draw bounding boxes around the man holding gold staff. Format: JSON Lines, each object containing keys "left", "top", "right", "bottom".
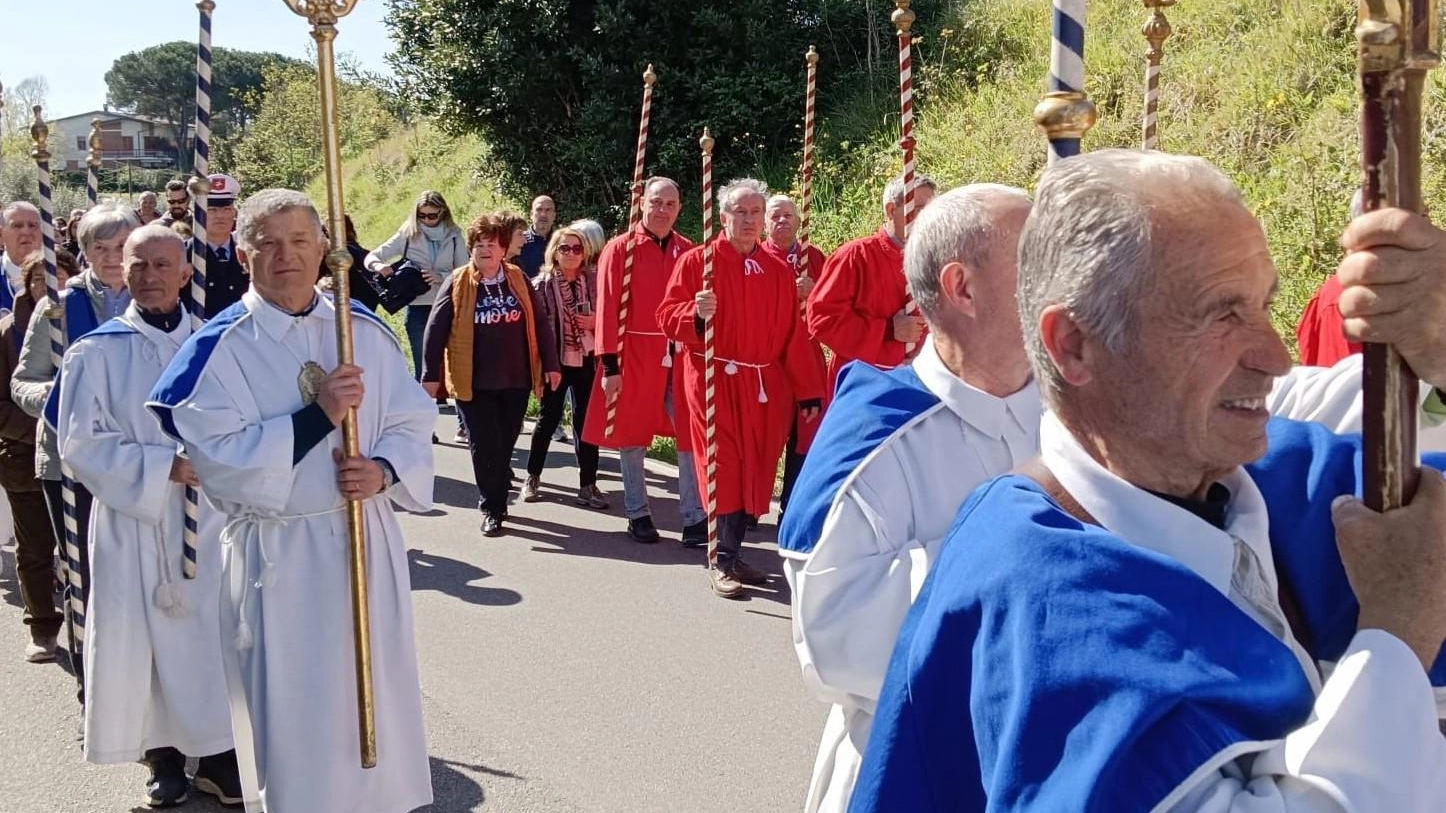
{"left": 147, "top": 189, "right": 436, "bottom": 813}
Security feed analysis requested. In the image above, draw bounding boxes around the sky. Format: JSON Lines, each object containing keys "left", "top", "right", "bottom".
{"left": 0, "top": 0, "right": 397, "bottom": 119}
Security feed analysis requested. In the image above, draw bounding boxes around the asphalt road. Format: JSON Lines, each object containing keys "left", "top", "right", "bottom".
{"left": 0, "top": 413, "right": 823, "bottom": 812}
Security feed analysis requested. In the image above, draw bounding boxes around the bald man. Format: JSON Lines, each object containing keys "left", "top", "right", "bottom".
{"left": 517, "top": 194, "right": 557, "bottom": 279}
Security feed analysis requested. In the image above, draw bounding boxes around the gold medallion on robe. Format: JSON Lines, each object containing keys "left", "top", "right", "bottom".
{"left": 298, "top": 361, "right": 326, "bottom": 406}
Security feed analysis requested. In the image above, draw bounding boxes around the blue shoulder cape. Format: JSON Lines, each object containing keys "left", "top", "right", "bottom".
{"left": 778, "top": 360, "right": 940, "bottom": 555}
{"left": 144, "top": 300, "right": 249, "bottom": 442}
{"left": 850, "top": 418, "right": 1446, "bottom": 813}
{"left": 41, "top": 292, "right": 122, "bottom": 432}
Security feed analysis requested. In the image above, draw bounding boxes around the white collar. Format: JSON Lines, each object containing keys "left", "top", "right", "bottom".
{"left": 243, "top": 287, "right": 331, "bottom": 342}
{"left": 911, "top": 336, "right": 1042, "bottom": 441}
{"left": 120, "top": 302, "right": 194, "bottom": 347}
{"left": 1038, "top": 411, "right": 1276, "bottom": 597}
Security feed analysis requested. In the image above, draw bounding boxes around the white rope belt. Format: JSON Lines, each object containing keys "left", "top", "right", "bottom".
{"left": 624, "top": 330, "right": 676, "bottom": 368}
{"left": 225, "top": 504, "right": 348, "bottom": 651}
{"left": 692, "top": 351, "right": 772, "bottom": 403}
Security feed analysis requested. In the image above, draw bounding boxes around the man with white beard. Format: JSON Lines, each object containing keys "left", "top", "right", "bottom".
{"left": 147, "top": 189, "right": 436, "bottom": 813}
{"left": 55, "top": 224, "right": 240, "bottom": 808}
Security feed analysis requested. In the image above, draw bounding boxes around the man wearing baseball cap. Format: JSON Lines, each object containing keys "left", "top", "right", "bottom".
{"left": 183, "top": 173, "right": 248, "bottom": 318}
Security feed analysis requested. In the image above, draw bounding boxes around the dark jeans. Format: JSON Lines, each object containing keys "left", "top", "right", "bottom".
{"left": 458, "top": 389, "right": 531, "bottom": 517}
{"left": 779, "top": 416, "right": 807, "bottom": 520}
{"left": 404, "top": 305, "right": 431, "bottom": 381}
{"left": 10, "top": 486, "right": 61, "bottom": 640}
{"left": 43, "top": 477, "right": 93, "bottom": 704}
{"left": 526, "top": 362, "right": 599, "bottom": 487}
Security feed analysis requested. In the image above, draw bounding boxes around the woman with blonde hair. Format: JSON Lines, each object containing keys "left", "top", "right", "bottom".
{"left": 421, "top": 212, "right": 561, "bottom": 537}
{"left": 364, "top": 190, "right": 468, "bottom": 379}
{"left": 522, "top": 227, "right": 605, "bottom": 508}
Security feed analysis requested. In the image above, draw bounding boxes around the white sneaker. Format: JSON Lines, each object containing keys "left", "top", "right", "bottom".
{"left": 24, "top": 637, "right": 56, "bottom": 663}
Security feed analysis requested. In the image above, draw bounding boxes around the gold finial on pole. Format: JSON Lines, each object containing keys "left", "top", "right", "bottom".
{"left": 891, "top": 0, "right": 915, "bottom": 36}
{"left": 281, "top": 0, "right": 374, "bottom": 770}
{"left": 806, "top": 44, "right": 819, "bottom": 65}
{"left": 87, "top": 118, "right": 102, "bottom": 169}
{"left": 29, "top": 105, "right": 50, "bottom": 162}
{"left": 643, "top": 63, "right": 656, "bottom": 87}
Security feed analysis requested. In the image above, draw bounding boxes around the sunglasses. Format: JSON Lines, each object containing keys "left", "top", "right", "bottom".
{"left": 166, "top": 197, "right": 188, "bottom": 205}
{"left": 556, "top": 244, "right": 585, "bottom": 256}
{"left": 417, "top": 210, "right": 443, "bottom": 222}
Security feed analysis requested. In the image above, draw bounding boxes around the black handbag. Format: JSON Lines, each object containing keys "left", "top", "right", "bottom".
{"left": 374, "top": 259, "right": 431, "bottom": 314}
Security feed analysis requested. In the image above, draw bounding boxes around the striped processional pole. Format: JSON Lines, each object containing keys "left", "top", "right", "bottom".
{"left": 32, "top": 107, "right": 84, "bottom": 656}
{"left": 1034, "top": 0, "right": 1097, "bottom": 163}
{"left": 893, "top": 0, "right": 923, "bottom": 356}
{"left": 180, "top": 0, "right": 215, "bottom": 581}
{"left": 799, "top": 46, "right": 819, "bottom": 292}
{"left": 1140, "top": 0, "right": 1174, "bottom": 150}
{"left": 699, "top": 129, "right": 720, "bottom": 567}
{"left": 85, "top": 119, "right": 101, "bottom": 205}
{"left": 606, "top": 64, "right": 656, "bottom": 438}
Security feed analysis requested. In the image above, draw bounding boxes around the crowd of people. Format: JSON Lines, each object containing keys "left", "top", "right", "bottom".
{"left": 1, "top": 145, "right": 1445, "bottom": 813}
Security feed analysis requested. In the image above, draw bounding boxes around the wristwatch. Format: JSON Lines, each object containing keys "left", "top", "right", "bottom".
{"left": 373, "top": 457, "right": 398, "bottom": 493}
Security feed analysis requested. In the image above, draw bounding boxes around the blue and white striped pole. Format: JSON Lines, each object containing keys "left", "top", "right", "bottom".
{"left": 180, "top": 0, "right": 215, "bottom": 581}
{"left": 1035, "top": 0, "right": 1097, "bottom": 164}
{"left": 31, "top": 107, "right": 84, "bottom": 654}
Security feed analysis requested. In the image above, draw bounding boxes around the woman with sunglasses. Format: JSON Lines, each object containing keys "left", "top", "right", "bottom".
{"left": 522, "top": 227, "right": 606, "bottom": 508}
{"left": 364, "top": 191, "right": 469, "bottom": 379}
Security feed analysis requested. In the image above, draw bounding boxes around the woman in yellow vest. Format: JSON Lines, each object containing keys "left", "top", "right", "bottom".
{"left": 421, "top": 212, "right": 562, "bottom": 537}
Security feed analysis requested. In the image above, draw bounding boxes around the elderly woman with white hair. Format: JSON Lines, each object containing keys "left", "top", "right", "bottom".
{"left": 12, "top": 201, "right": 138, "bottom": 703}
{"left": 657, "top": 177, "right": 825, "bottom": 598}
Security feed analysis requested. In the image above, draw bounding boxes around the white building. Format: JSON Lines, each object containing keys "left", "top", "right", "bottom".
{"left": 48, "top": 109, "right": 190, "bottom": 171}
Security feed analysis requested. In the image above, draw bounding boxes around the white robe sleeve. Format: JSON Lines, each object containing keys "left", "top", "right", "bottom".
{"left": 1266, "top": 356, "right": 1446, "bottom": 450}
{"left": 791, "top": 448, "right": 926, "bottom": 711}
{"left": 168, "top": 361, "right": 297, "bottom": 516}
{"left": 1163, "top": 630, "right": 1446, "bottom": 813}
{"left": 58, "top": 343, "right": 175, "bottom": 527}
{"left": 363, "top": 327, "right": 435, "bottom": 513}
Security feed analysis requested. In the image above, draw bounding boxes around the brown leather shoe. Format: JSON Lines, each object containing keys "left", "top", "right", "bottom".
{"left": 708, "top": 564, "right": 744, "bottom": 599}
{"left": 725, "top": 557, "right": 770, "bottom": 586}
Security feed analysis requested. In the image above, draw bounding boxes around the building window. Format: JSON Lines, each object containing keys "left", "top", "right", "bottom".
{"left": 76, "top": 136, "right": 85, "bottom": 150}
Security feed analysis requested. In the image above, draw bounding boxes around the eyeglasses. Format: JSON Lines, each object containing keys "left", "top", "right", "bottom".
{"left": 556, "top": 244, "right": 584, "bottom": 256}
{"left": 417, "top": 210, "right": 443, "bottom": 222}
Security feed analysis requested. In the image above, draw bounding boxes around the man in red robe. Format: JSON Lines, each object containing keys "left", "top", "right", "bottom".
{"left": 759, "top": 193, "right": 829, "bottom": 520}
{"left": 807, "top": 174, "right": 937, "bottom": 394}
{"left": 581, "top": 177, "right": 706, "bottom": 545}
{"left": 658, "top": 179, "right": 825, "bottom": 599}
{"left": 1296, "top": 190, "right": 1365, "bottom": 367}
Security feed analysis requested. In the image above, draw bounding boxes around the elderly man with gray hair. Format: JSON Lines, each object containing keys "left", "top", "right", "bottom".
{"left": 147, "top": 188, "right": 435, "bottom": 813}
{"left": 851, "top": 150, "right": 1446, "bottom": 812}
{"left": 1, "top": 201, "right": 43, "bottom": 313}
{"left": 806, "top": 173, "right": 936, "bottom": 395}
{"left": 658, "top": 178, "right": 825, "bottom": 598}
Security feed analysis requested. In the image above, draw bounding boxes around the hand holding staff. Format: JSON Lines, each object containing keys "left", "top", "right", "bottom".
{"left": 280, "top": 0, "right": 375, "bottom": 769}
{"left": 605, "top": 65, "right": 657, "bottom": 434}
{"left": 699, "top": 129, "right": 721, "bottom": 566}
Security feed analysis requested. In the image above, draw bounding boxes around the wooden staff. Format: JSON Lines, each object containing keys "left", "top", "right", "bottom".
{"left": 1034, "top": 0, "right": 1097, "bottom": 163}
{"left": 1140, "top": 1, "right": 1174, "bottom": 150}
{"left": 181, "top": 0, "right": 215, "bottom": 581}
{"left": 281, "top": 0, "right": 374, "bottom": 769}
{"left": 1356, "top": 0, "right": 1438, "bottom": 510}
{"left": 86, "top": 119, "right": 101, "bottom": 205}
{"left": 699, "top": 129, "right": 720, "bottom": 566}
{"left": 605, "top": 64, "right": 656, "bottom": 438}
{"left": 892, "top": 0, "right": 923, "bottom": 356}
{"left": 799, "top": 46, "right": 818, "bottom": 292}
{"left": 33, "top": 107, "right": 85, "bottom": 669}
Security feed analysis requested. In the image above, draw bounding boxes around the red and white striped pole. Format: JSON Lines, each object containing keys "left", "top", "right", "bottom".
{"left": 893, "top": 0, "right": 922, "bottom": 356}
{"left": 606, "top": 64, "right": 656, "bottom": 438}
{"left": 1140, "top": 0, "right": 1174, "bottom": 150}
{"left": 799, "top": 46, "right": 819, "bottom": 292}
{"left": 699, "top": 129, "right": 720, "bottom": 566}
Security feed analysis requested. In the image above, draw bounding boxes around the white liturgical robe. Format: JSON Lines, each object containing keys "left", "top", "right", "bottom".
{"left": 57, "top": 306, "right": 232, "bottom": 764}
{"left": 147, "top": 289, "right": 437, "bottom": 813}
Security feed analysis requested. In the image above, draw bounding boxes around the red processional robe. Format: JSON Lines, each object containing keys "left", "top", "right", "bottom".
{"left": 759, "top": 238, "right": 830, "bottom": 453}
{"left": 1295, "top": 274, "right": 1361, "bottom": 368}
{"left": 805, "top": 227, "right": 926, "bottom": 395}
{"left": 581, "top": 225, "right": 695, "bottom": 451}
{"left": 657, "top": 235, "right": 825, "bottom": 518}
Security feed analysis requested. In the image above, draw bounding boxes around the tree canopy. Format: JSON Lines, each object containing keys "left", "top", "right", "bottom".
{"left": 386, "top": 0, "right": 939, "bottom": 228}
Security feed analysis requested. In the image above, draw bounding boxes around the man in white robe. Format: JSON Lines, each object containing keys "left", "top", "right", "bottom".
{"left": 780, "top": 181, "right": 1446, "bottom": 813}
{"left": 147, "top": 189, "right": 436, "bottom": 813}
{"left": 56, "top": 224, "right": 240, "bottom": 807}
{"left": 849, "top": 150, "right": 1446, "bottom": 811}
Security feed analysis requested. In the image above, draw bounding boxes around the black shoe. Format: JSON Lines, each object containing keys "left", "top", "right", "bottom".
{"left": 680, "top": 520, "right": 707, "bottom": 548}
{"left": 627, "top": 515, "right": 660, "bottom": 543}
{"left": 481, "top": 513, "right": 505, "bottom": 537}
{"left": 143, "top": 748, "right": 189, "bottom": 808}
{"left": 746, "top": 515, "right": 760, "bottom": 529}
{"left": 194, "top": 750, "right": 244, "bottom": 807}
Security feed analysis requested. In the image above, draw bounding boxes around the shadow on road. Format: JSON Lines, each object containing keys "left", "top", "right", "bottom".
{"left": 408, "top": 549, "right": 522, "bottom": 607}
{"left": 420, "top": 755, "right": 518, "bottom": 812}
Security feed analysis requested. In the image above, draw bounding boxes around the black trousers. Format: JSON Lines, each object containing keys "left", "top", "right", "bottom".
{"left": 43, "top": 477, "right": 93, "bottom": 704}
{"left": 778, "top": 416, "right": 807, "bottom": 520}
{"left": 526, "top": 362, "right": 599, "bottom": 487}
{"left": 457, "top": 389, "right": 531, "bottom": 517}
{"left": 10, "top": 486, "right": 61, "bottom": 640}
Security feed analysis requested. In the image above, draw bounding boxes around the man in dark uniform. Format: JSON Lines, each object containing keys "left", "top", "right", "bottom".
{"left": 182, "top": 173, "right": 248, "bottom": 318}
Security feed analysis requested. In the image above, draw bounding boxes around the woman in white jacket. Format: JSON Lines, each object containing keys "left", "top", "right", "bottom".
{"left": 364, "top": 190, "right": 469, "bottom": 380}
